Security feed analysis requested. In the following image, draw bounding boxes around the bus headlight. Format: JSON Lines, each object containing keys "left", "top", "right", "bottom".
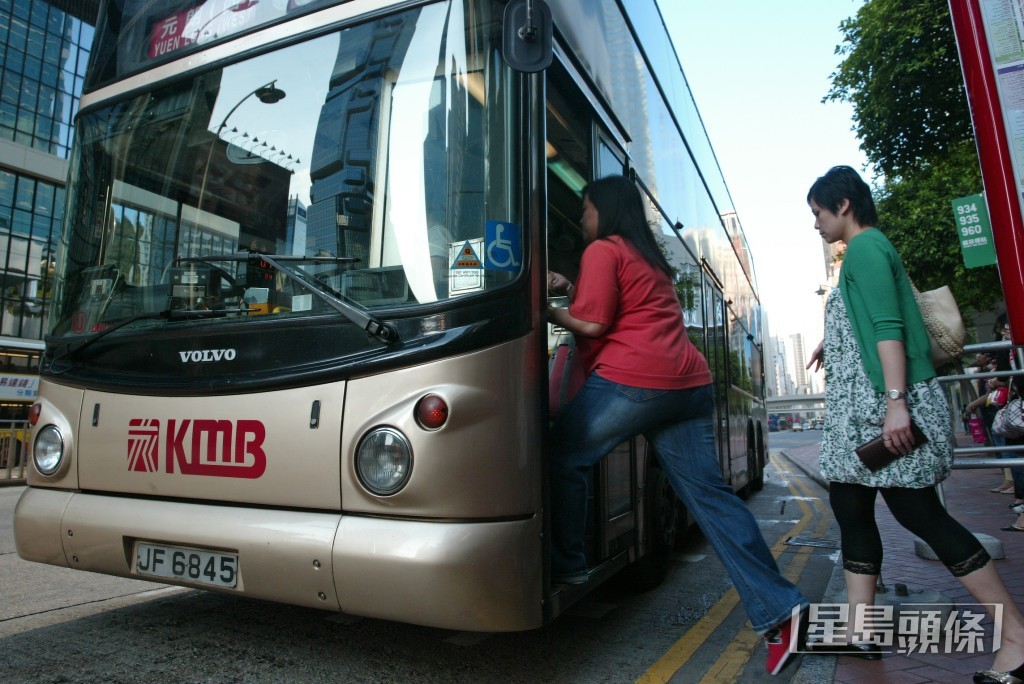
{"left": 34, "top": 425, "right": 64, "bottom": 475}
{"left": 355, "top": 427, "right": 412, "bottom": 496}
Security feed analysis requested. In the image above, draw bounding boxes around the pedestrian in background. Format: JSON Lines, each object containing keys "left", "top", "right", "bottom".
{"left": 990, "top": 314, "right": 1024, "bottom": 503}
{"left": 805, "top": 165, "right": 1024, "bottom": 681}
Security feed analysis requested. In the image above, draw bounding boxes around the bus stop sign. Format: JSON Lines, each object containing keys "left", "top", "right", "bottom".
{"left": 952, "top": 194, "right": 997, "bottom": 268}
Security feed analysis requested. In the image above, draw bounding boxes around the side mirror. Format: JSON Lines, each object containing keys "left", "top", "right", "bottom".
{"left": 502, "top": 0, "right": 553, "bottom": 73}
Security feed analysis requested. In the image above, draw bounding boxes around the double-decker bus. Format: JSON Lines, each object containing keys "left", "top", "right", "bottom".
{"left": 14, "top": 0, "right": 768, "bottom": 631}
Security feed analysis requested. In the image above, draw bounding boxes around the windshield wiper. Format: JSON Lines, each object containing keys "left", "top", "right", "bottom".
{"left": 50, "top": 309, "right": 173, "bottom": 364}
{"left": 176, "top": 252, "right": 399, "bottom": 344}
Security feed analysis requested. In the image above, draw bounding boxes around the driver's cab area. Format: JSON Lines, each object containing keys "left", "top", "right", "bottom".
{"left": 51, "top": 5, "right": 523, "bottom": 343}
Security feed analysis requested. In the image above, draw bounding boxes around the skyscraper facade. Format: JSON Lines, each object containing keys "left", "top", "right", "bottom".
{"left": 0, "top": 0, "right": 98, "bottom": 416}
{"left": 790, "top": 332, "right": 811, "bottom": 394}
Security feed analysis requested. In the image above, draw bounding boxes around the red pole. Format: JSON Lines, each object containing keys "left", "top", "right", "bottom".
{"left": 948, "top": 0, "right": 1024, "bottom": 343}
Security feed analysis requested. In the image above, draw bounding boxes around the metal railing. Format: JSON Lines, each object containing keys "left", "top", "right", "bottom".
{"left": 944, "top": 340, "right": 1024, "bottom": 469}
{"left": 0, "top": 420, "right": 30, "bottom": 483}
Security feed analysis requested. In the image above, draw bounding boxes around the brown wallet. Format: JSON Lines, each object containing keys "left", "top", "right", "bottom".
{"left": 855, "top": 421, "right": 928, "bottom": 472}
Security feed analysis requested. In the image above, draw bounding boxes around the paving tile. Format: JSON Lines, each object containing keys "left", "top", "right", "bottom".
{"left": 905, "top": 652, "right": 988, "bottom": 674}
{"left": 838, "top": 661, "right": 935, "bottom": 682}
{"left": 832, "top": 666, "right": 877, "bottom": 682}
{"left": 872, "top": 655, "right": 934, "bottom": 672}
{"left": 894, "top": 665, "right": 968, "bottom": 683}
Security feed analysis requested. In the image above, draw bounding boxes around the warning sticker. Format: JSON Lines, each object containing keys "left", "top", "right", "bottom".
{"left": 449, "top": 239, "right": 485, "bottom": 294}
{"left": 451, "top": 240, "right": 483, "bottom": 269}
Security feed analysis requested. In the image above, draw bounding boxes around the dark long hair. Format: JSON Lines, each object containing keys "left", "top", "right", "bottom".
{"left": 584, "top": 175, "right": 672, "bottom": 276}
{"left": 806, "top": 165, "right": 878, "bottom": 227}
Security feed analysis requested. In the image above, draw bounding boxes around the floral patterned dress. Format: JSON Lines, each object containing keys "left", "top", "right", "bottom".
{"left": 819, "top": 289, "right": 953, "bottom": 487}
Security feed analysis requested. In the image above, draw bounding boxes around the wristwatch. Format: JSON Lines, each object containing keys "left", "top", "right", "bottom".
{"left": 886, "top": 389, "right": 906, "bottom": 400}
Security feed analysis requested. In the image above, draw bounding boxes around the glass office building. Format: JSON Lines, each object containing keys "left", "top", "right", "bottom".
{"left": 0, "top": 0, "right": 98, "bottom": 417}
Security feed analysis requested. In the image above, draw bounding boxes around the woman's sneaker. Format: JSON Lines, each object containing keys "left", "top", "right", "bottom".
{"left": 764, "top": 608, "right": 807, "bottom": 675}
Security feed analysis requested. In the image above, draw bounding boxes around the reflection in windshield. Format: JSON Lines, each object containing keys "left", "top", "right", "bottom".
{"left": 52, "top": 0, "right": 519, "bottom": 340}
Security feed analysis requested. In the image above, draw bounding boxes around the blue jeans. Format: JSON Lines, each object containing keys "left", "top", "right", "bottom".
{"left": 549, "top": 373, "right": 807, "bottom": 633}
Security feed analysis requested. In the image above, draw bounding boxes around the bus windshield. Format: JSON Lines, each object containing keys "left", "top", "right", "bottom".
{"left": 51, "top": 0, "right": 519, "bottom": 339}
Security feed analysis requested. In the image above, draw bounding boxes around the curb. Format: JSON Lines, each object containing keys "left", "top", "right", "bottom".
{"left": 790, "top": 565, "right": 845, "bottom": 683}
{"left": 774, "top": 448, "right": 828, "bottom": 490}
{"left": 773, "top": 449, "right": 841, "bottom": 682}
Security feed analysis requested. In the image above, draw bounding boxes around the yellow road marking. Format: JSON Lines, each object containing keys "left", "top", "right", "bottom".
{"left": 700, "top": 460, "right": 833, "bottom": 682}
{"left": 637, "top": 455, "right": 832, "bottom": 684}
{"left": 635, "top": 588, "right": 742, "bottom": 684}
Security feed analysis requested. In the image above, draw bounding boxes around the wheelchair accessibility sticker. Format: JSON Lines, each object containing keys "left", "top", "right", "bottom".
{"left": 446, "top": 222, "right": 520, "bottom": 295}
{"left": 484, "top": 221, "right": 521, "bottom": 271}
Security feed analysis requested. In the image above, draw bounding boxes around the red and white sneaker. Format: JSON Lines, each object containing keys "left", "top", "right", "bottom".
{"left": 764, "top": 608, "right": 805, "bottom": 675}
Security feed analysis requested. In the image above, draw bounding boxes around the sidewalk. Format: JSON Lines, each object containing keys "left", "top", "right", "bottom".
{"left": 780, "top": 433, "right": 1024, "bottom": 683}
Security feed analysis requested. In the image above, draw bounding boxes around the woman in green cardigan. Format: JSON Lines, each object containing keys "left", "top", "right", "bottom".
{"left": 805, "top": 166, "right": 1024, "bottom": 682}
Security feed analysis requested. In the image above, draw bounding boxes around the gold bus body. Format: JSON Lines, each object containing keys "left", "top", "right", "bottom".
{"left": 15, "top": 337, "right": 544, "bottom": 631}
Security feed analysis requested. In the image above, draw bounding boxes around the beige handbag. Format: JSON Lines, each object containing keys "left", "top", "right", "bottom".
{"left": 913, "top": 284, "right": 966, "bottom": 366}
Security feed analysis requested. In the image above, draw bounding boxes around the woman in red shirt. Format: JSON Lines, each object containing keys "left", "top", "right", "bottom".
{"left": 547, "top": 175, "right": 807, "bottom": 675}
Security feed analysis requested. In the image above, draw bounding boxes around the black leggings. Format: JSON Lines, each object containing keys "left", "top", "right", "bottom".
{"left": 829, "top": 481, "right": 991, "bottom": 577}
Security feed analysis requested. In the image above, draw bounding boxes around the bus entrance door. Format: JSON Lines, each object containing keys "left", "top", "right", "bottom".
{"left": 543, "top": 65, "right": 646, "bottom": 596}
{"left": 705, "top": 278, "right": 732, "bottom": 484}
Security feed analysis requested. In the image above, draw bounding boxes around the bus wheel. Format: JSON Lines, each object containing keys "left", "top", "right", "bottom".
{"left": 749, "top": 444, "right": 764, "bottom": 492}
{"left": 623, "top": 464, "right": 677, "bottom": 591}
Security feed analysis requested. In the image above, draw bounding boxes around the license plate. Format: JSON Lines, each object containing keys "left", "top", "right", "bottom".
{"left": 135, "top": 543, "right": 238, "bottom": 588}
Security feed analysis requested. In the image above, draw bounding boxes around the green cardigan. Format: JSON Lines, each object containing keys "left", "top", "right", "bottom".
{"left": 838, "top": 228, "right": 935, "bottom": 393}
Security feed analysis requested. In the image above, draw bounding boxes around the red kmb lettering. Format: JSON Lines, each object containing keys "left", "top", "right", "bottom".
{"left": 166, "top": 418, "right": 192, "bottom": 474}
{"left": 193, "top": 419, "right": 233, "bottom": 463}
{"left": 161, "top": 418, "right": 266, "bottom": 478}
{"left": 235, "top": 420, "right": 267, "bottom": 476}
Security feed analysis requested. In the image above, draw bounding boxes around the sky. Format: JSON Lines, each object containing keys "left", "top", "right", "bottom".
{"left": 658, "top": 1, "right": 870, "bottom": 370}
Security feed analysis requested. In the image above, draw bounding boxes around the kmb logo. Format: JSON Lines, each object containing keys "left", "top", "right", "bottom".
{"left": 128, "top": 419, "right": 267, "bottom": 478}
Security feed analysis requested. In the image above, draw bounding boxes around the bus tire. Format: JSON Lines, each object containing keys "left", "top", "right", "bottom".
{"left": 623, "top": 463, "right": 677, "bottom": 591}
{"left": 749, "top": 430, "right": 765, "bottom": 492}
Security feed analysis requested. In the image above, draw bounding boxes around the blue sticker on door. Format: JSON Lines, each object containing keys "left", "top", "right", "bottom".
{"left": 484, "top": 221, "right": 521, "bottom": 271}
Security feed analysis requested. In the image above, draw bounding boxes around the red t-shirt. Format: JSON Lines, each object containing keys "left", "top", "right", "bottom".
{"left": 570, "top": 236, "right": 712, "bottom": 390}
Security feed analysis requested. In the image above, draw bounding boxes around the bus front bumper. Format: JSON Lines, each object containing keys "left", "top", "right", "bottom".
{"left": 14, "top": 488, "right": 543, "bottom": 632}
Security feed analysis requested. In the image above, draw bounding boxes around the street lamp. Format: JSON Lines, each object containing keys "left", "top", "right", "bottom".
{"left": 216, "top": 81, "right": 286, "bottom": 140}
{"left": 195, "top": 80, "right": 287, "bottom": 213}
